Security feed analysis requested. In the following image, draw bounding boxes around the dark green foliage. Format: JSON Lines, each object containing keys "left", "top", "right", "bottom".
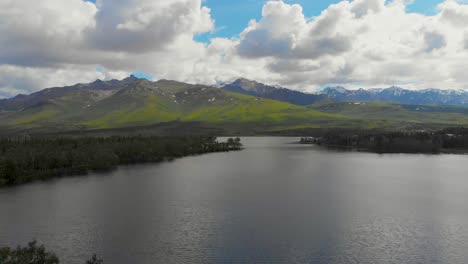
{"left": 0, "top": 240, "right": 59, "bottom": 264}
{"left": 301, "top": 127, "right": 468, "bottom": 154}
{"left": 86, "top": 254, "right": 103, "bottom": 264}
{"left": 227, "top": 137, "right": 242, "bottom": 149}
{"left": 0, "top": 241, "right": 104, "bottom": 264}
{"left": 0, "top": 136, "right": 242, "bottom": 187}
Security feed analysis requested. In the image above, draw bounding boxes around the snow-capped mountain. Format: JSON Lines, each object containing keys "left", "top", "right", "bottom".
{"left": 320, "top": 86, "right": 468, "bottom": 106}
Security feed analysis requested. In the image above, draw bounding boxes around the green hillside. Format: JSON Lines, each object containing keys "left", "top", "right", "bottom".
{"left": 309, "top": 101, "right": 468, "bottom": 127}
{"left": 2, "top": 77, "right": 468, "bottom": 136}
{"left": 0, "top": 79, "right": 357, "bottom": 134}
{"left": 80, "top": 87, "right": 350, "bottom": 130}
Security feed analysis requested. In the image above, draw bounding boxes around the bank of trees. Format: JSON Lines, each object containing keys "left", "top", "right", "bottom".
{"left": 0, "top": 241, "right": 102, "bottom": 264}
{"left": 301, "top": 127, "right": 468, "bottom": 154}
{"left": 0, "top": 136, "right": 242, "bottom": 187}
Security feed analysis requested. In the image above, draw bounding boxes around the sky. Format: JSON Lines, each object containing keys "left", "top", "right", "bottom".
{"left": 202, "top": 0, "right": 443, "bottom": 39}
{"left": 1, "top": 0, "right": 468, "bottom": 98}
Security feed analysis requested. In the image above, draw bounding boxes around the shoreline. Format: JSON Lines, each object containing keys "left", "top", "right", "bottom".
{"left": 299, "top": 142, "right": 468, "bottom": 155}
{"left": 0, "top": 136, "right": 242, "bottom": 188}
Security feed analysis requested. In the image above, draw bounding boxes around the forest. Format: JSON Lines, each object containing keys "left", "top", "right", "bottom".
{"left": 0, "top": 136, "right": 242, "bottom": 187}
{"left": 0, "top": 240, "right": 102, "bottom": 264}
{"left": 300, "top": 127, "right": 468, "bottom": 154}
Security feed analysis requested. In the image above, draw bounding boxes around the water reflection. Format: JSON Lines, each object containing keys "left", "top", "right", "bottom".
{"left": 1, "top": 137, "right": 468, "bottom": 264}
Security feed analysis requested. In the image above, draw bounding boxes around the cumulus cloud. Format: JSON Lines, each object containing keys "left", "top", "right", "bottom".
{"left": 351, "top": 0, "right": 384, "bottom": 18}
{"left": 0, "top": 0, "right": 217, "bottom": 97}
{"left": 0, "top": 64, "right": 128, "bottom": 98}
{"left": 0, "top": 0, "right": 96, "bottom": 67}
{"left": 2, "top": 0, "right": 468, "bottom": 98}
{"left": 235, "top": 0, "right": 468, "bottom": 90}
{"left": 424, "top": 31, "right": 447, "bottom": 52}
{"left": 438, "top": 0, "right": 468, "bottom": 27}
{"left": 90, "top": 0, "right": 214, "bottom": 52}
{"left": 237, "top": 1, "right": 353, "bottom": 60}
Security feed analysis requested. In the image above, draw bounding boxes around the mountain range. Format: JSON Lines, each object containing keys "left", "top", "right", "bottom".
{"left": 222, "top": 78, "right": 327, "bottom": 105}
{"left": 0, "top": 76, "right": 345, "bottom": 135}
{"left": 222, "top": 78, "right": 468, "bottom": 107}
{"left": 1, "top": 76, "right": 468, "bottom": 135}
{"left": 319, "top": 86, "right": 468, "bottom": 106}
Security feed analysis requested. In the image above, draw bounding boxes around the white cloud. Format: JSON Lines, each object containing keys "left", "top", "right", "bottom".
{"left": 2, "top": 0, "right": 468, "bottom": 98}
{"left": 0, "top": 0, "right": 96, "bottom": 67}
{"left": 237, "top": 1, "right": 353, "bottom": 60}
{"left": 424, "top": 31, "right": 447, "bottom": 52}
{"left": 351, "top": 0, "right": 385, "bottom": 18}
{"left": 90, "top": 0, "right": 214, "bottom": 52}
{"left": 0, "top": 0, "right": 216, "bottom": 98}
{"left": 438, "top": 0, "right": 468, "bottom": 27}
{"left": 235, "top": 0, "right": 468, "bottom": 91}
{"left": 0, "top": 65, "right": 126, "bottom": 98}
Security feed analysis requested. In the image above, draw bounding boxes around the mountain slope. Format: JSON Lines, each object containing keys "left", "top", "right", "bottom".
{"left": 0, "top": 77, "right": 353, "bottom": 133}
{"left": 310, "top": 101, "right": 468, "bottom": 127}
{"left": 223, "top": 78, "right": 326, "bottom": 105}
{"left": 3, "top": 77, "right": 468, "bottom": 135}
{"left": 0, "top": 76, "right": 140, "bottom": 112}
{"left": 82, "top": 83, "right": 346, "bottom": 129}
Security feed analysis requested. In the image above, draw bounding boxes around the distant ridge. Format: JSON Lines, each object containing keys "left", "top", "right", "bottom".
{"left": 2, "top": 76, "right": 468, "bottom": 135}
{"left": 222, "top": 78, "right": 327, "bottom": 106}
{"left": 4, "top": 77, "right": 468, "bottom": 108}
{"left": 222, "top": 79, "right": 468, "bottom": 107}
{"left": 319, "top": 86, "right": 468, "bottom": 106}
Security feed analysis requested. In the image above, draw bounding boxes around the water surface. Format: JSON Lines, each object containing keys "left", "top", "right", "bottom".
{"left": 1, "top": 137, "right": 468, "bottom": 264}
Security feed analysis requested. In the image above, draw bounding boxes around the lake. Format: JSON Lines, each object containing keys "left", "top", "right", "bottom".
{"left": 1, "top": 137, "right": 468, "bottom": 264}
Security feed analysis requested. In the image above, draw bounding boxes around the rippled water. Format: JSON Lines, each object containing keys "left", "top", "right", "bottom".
{"left": 1, "top": 137, "right": 468, "bottom": 264}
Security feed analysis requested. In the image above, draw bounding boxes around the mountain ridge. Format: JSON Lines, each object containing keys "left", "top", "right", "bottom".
{"left": 222, "top": 78, "right": 327, "bottom": 105}
{"left": 2, "top": 76, "right": 468, "bottom": 136}
{"left": 319, "top": 85, "right": 468, "bottom": 106}
{"left": 3, "top": 76, "right": 468, "bottom": 107}
{"left": 0, "top": 76, "right": 349, "bottom": 134}
{"left": 221, "top": 78, "right": 468, "bottom": 107}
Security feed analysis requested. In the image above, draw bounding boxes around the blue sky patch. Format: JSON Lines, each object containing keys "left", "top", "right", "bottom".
{"left": 200, "top": 0, "right": 444, "bottom": 41}
{"left": 87, "top": 0, "right": 444, "bottom": 43}
{"left": 131, "top": 72, "right": 153, "bottom": 81}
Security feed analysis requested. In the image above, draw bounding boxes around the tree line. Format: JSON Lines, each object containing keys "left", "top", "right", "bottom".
{"left": 0, "top": 240, "right": 102, "bottom": 264}
{"left": 300, "top": 127, "right": 468, "bottom": 154}
{"left": 0, "top": 136, "right": 242, "bottom": 187}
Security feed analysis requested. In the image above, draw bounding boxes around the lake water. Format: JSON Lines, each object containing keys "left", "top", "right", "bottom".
{"left": 1, "top": 137, "right": 468, "bottom": 264}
